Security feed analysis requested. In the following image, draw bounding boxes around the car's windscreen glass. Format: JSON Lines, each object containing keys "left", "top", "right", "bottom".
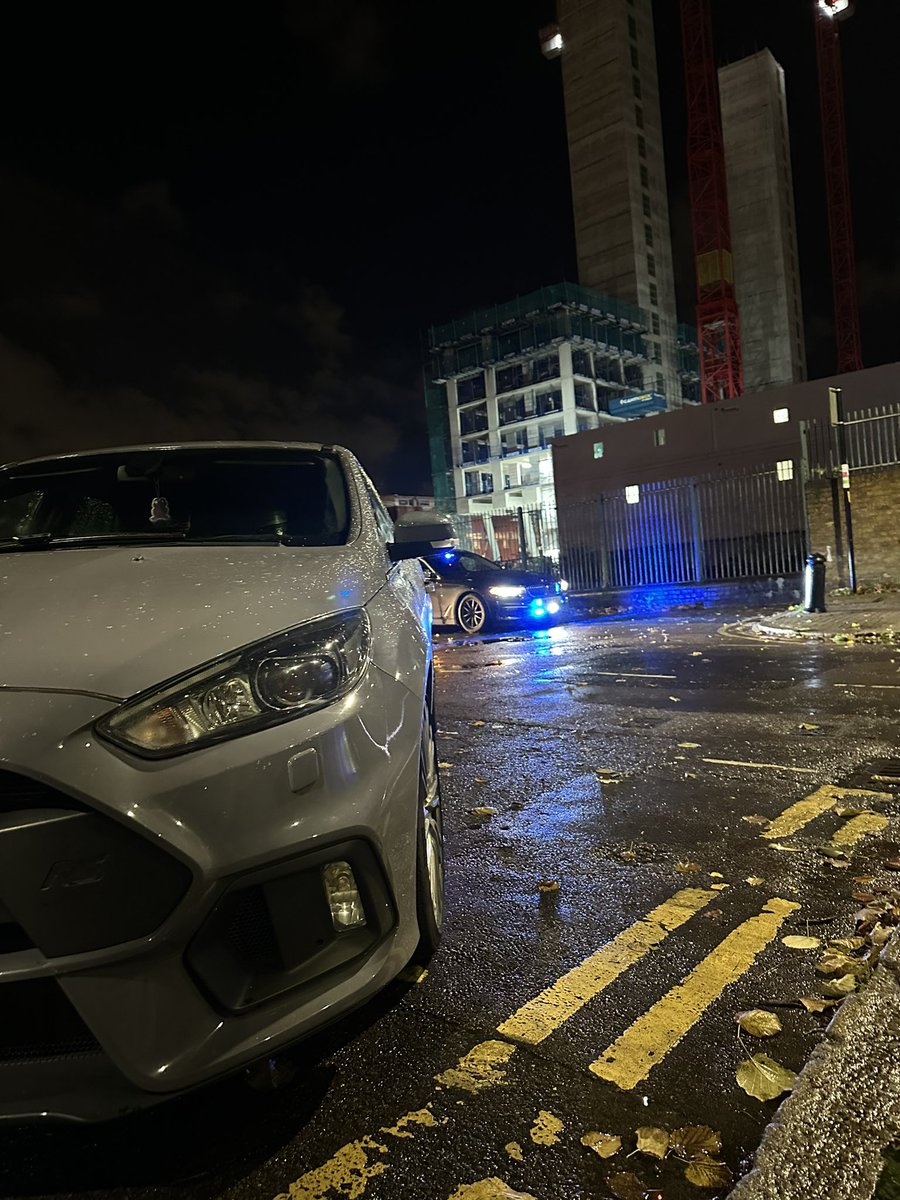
{"left": 456, "top": 553, "right": 502, "bottom": 572}
{"left": 0, "top": 450, "right": 351, "bottom": 547}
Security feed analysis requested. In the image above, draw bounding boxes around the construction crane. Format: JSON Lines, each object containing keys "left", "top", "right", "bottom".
{"left": 814, "top": 0, "right": 863, "bottom": 374}
{"left": 680, "top": 0, "right": 743, "bottom": 404}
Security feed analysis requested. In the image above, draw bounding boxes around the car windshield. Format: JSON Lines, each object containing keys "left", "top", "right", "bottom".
{"left": 0, "top": 448, "right": 351, "bottom": 548}
{"left": 430, "top": 551, "right": 503, "bottom": 573}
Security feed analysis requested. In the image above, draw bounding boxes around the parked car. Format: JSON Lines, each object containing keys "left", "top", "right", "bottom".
{"left": 0, "top": 442, "right": 450, "bottom": 1121}
{"left": 423, "top": 549, "right": 568, "bottom": 635}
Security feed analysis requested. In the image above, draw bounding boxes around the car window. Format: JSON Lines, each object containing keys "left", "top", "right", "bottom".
{"left": 0, "top": 449, "right": 352, "bottom": 547}
{"left": 456, "top": 552, "right": 502, "bottom": 573}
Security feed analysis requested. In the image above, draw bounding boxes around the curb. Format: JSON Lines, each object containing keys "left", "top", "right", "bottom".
{"left": 728, "top": 935, "right": 900, "bottom": 1200}
{"left": 749, "top": 619, "right": 900, "bottom": 643}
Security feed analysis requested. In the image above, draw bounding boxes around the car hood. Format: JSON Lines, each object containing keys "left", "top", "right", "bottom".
{"left": 0, "top": 545, "right": 381, "bottom": 698}
{"left": 481, "top": 569, "right": 555, "bottom": 588}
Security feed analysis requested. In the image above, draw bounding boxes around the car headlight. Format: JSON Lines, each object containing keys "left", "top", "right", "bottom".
{"left": 97, "top": 610, "right": 370, "bottom": 757}
{"left": 559, "top": 579, "right": 569, "bottom": 592}
{"left": 489, "top": 585, "right": 525, "bottom": 599}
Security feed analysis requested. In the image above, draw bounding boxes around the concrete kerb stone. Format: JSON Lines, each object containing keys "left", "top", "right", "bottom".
{"left": 728, "top": 934, "right": 900, "bottom": 1200}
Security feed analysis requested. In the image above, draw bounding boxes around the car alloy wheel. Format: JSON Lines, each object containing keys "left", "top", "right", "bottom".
{"left": 456, "top": 591, "right": 488, "bottom": 635}
{"left": 412, "top": 701, "right": 444, "bottom": 961}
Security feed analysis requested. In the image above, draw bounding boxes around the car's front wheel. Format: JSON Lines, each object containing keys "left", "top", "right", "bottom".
{"left": 411, "top": 700, "right": 444, "bottom": 964}
{"left": 455, "top": 591, "right": 489, "bottom": 635}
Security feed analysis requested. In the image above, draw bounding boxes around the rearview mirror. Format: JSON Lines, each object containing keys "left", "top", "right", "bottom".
{"left": 388, "top": 512, "right": 457, "bottom": 562}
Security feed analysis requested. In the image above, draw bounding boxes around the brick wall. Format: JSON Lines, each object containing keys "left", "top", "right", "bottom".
{"left": 806, "top": 467, "right": 900, "bottom": 586}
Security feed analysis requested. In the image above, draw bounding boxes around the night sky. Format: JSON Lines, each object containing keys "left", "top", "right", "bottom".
{"left": 0, "top": 1, "right": 895, "bottom": 491}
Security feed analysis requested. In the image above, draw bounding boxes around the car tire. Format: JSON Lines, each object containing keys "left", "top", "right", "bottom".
{"left": 455, "top": 591, "right": 489, "bottom": 635}
{"left": 411, "top": 700, "right": 444, "bottom": 964}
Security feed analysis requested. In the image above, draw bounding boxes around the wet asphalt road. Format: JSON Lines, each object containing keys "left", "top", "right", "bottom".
{"left": 4, "top": 613, "right": 900, "bottom": 1200}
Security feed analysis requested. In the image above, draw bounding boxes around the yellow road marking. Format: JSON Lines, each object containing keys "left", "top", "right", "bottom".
{"left": 762, "top": 785, "right": 891, "bottom": 841}
{"left": 701, "top": 758, "right": 817, "bottom": 774}
{"left": 497, "top": 888, "right": 717, "bottom": 1044}
{"left": 273, "top": 1135, "right": 390, "bottom": 1200}
{"left": 831, "top": 812, "right": 890, "bottom": 847}
{"left": 589, "top": 897, "right": 799, "bottom": 1090}
{"left": 434, "top": 1040, "right": 516, "bottom": 1092}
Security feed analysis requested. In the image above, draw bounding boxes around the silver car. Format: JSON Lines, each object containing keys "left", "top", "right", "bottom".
{"left": 0, "top": 442, "right": 447, "bottom": 1121}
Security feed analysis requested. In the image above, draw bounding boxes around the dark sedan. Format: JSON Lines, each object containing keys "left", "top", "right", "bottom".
{"left": 423, "top": 550, "right": 568, "bottom": 635}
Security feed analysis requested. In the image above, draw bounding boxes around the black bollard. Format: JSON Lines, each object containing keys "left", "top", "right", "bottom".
{"left": 803, "top": 552, "right": 827, "bottom": 613}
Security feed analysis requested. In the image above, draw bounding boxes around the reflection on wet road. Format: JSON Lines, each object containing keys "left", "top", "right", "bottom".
{"left": 4, "top": 615, "right": 900, "bottom": 1200}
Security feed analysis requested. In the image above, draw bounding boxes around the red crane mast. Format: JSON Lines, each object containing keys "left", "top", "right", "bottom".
{"left": 814, "top": 0, "right": 863, "bottom": 373}
{"left": 680, "top": 0, "right": 743, "bottom": 403}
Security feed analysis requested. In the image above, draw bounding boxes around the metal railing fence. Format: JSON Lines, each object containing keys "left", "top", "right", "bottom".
{"left": 805, "top": 405, "right": 900, "bottom": 475}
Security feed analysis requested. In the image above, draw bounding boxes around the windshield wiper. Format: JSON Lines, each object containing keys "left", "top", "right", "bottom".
{"left": 0, "top": 532, "right": 188, "bottom": 552}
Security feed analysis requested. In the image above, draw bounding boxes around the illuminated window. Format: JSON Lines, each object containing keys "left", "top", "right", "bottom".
{"left": 625, "top": 485, "right": 640, "bottom": 505}
{"left": 773, "top": 407, "right": 790, "bottom": 424}
{"left": 654, "top": 428, "right": 666, "bottom": 447}
{"left": 593, "top": 441, "right": 605, "bottom": 460}
{"left": 776, "top": 459, "right": 794, "bottom": 481}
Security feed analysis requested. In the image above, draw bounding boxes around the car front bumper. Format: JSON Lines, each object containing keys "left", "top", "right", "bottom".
{"left": 0, "top": 667, "right": 423, "bottom": 1121}
{"left": 492, "top": 592, "right": 568, "bottom": 622}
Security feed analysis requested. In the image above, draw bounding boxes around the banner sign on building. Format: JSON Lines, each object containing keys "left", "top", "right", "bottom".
{"left": 608, "top": 391, "right": 668, "bottom": 418}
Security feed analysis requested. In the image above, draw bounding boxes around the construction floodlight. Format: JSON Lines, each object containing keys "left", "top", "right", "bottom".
{"left": 818, "top": 0, "right": 853, "bottom": 18}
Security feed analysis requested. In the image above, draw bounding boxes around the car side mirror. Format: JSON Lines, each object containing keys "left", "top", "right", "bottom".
{"left": 388, "top": 513, "right": 457, "bottom": 562}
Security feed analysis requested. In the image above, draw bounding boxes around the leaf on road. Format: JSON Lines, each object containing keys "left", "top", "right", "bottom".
{"left": 736, "top": 1054, "right": 796, "bottom": 1101}
{"left": 438, "top": 762, "right": 453, "bottom": 769}
{"left": 826, "top": 857, "right": 852, "bottom": 869}
{"left": 471, "top": 720, "right": 486, "bottom": 727}
{"left": 817, "top": 844, "right": 849, "bottom": 859}
{"left": 799, "top": 723, "right": 820, "bottom": 732}
{"left": 770, "top": 842, "right": 803, "bottom": 852}
{"left": 581, "top": 1131, "right": 621, "bottom": 1159}
{"left": 608, "top": 1172, "right": 647, "bottom": 1200}
{"left": 822, "top": 973, "right": 858, "bottom": 996}
{"left": 635, "top": 1126, "right": 669, "bottom": 1159}
{"left": 709, "top": 871, "right": 724, "bottom": 878}
{"left": 537, "top": 880, "right": 560, "bottom": 893}
{"left": 746, "top": 876, "right": 766, "bottom": 886}
{"left": 620, "top": 849, "right": 638, "bottom": 862}
{"left": 398, "top": 964, "right": 429, "bottom": 985}
{"left": 685, "top": 1156, "right": 733, "bottom": 1189}
{"left": 678, "top": 742, "right": 701, "bottom": 749}
{"left": 469, "top": 806, "right": 497, "bottom": 817}
{"left": 853, "top": 875, "right": 877, "bottom": 885}
{"left": 504, "top": 1142, "right": 524, "bottom": 1162}
{"left": 742, "top": 814, "right": 771, "bottom": 826}
{"left": 885, "top": 859, "right": 900, "bottom": 871}
{"left": 669, "top": 696, "right": 682, "bottom": 702}
{"left": 800, "top": 996, "right": 840, "bottom": 1013}
{"left": 701, "top": 909, "right": 724, "bottom": 920}
{"left": 851, "top": 892, "right": 877, "bottom": 903}
{"left": 781, "top": 935, "right": 821, "bottom": 950}
{"left": 711, "top": 883, "right": 729, "bottom": 891}
{"left": 736, "top": 1009, "right": 783, "bottom": 1037}
{"left": 474, "top": 778, "right": 489, "bottom": 786}
{"left": 669, "top": 1125, "right": 722, "bottom": 1160}
{"left": 675, "top": 861, "right": 703, "bottom": 874}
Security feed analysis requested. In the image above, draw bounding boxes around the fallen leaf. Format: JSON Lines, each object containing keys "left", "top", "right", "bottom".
{"left": 398, "top": 964, "right": 429, "bottom": 985}
{"left": 769, "top": 842, "right": 803, "bottom": 852}
{"left": 685, "top": 1156, "right": 733, "bottom": 1189}
{"left": 635, "top": 1126, "right": 669, "bottom": 1159}
{"left": 505, "top": 1142, "right": 524, "bottom": 1161}
{"left": 711, "top": 883, "right": 729, "bottom": 891}
{"left": 474, "top": 778, "right": 489, "bottom": 786}
{"left": 736, "top": 1009, "right": 783, "bottom": 1037}
{"left": 581, "top": 1131, "right": 621, "bottom": 1159}
{"left": 469, "top": 806, "right": 497, "bottom": 817}
{"left": 669, "top": 1125, "right": 722, "bottom": 1160}
{"left": 685, "top": 772, "right": 699, "bottom": 779}
{"left": 826, "top": 857, "right": 852, "bottom": 869}
{"left": 530, "top": 1110, "right": 563, "bottom": 1146}
{"left": 799, "top": 723, "right": 819, "bottom": 732}
{"left": 851, "top": 892, "right": 877, "bottom": 903}
{"left": 709, "top": 871, "right": 724, "bottom": 878}
{"left": 608, "top": 1172, "right": 646, "bottom": 1200}
{"left": 829, "top": 936, "right": 867, "bottom": 951}
{"left": 471, "top": 720, "right": 486, "bottom": 727}
{"left": 691, "top": 651, "right": 702, "bottom": 657}
{"left": 701, "top": 909, "right": 723, "bottom": 920}
{"left": 620, "top": 849, "right": 638, "bottom": 862}
{"left": 817, "top": 845, "right": 849, "bottom": 860}
{"left": 822, "top": 973, "right": 858, "bottom": 996}
{"left": 438, "top": 761, "right": 453, "bottom": 769}
{"left": 669, "top": 696, "right": 681, "bottom": 702}
{"left": 853, "top": 875, "right": 877, "bottom": 885}
{"left": 742, "top": 814, "right": 770, "bottom": 826}
{"left": 736, "top": 1054, "right": 796, "bottom": 1101}
{"left": 537, "top": 880, "right": 560, "bottom": 893}
{"left": 678, "top": 742, "right": 701, "bottom": 749}
{"left": 675, "top": 861, "right": 703, "bottom": 874}
{"left": 800, "top": 996, "right": 840, "bottom": 1013}
{"left": 885, "top": 859, "right": 900, "bottom": 871}
{"left": 746, "top": 876, "right": 766, "bottom": 886}
{"left": 816, "top": 952, "right": 857, "bottom": 976}
{"left": 781, "top": 935, "right": 821, "bottom": 950}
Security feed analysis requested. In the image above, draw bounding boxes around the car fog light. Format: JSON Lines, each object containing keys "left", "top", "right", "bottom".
{"left": 321, "top": 861, "right": 366, "bottom": 931}
{"left": 546, "top": 600, "right": 560, "bottom": 614}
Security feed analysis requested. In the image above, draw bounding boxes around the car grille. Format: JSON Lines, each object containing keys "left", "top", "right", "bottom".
{"left": 0, "top": 979, "right": 101, "bottom": 1066}
{"left": 0, "top": 769, "right": 89, "bottom": 816}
